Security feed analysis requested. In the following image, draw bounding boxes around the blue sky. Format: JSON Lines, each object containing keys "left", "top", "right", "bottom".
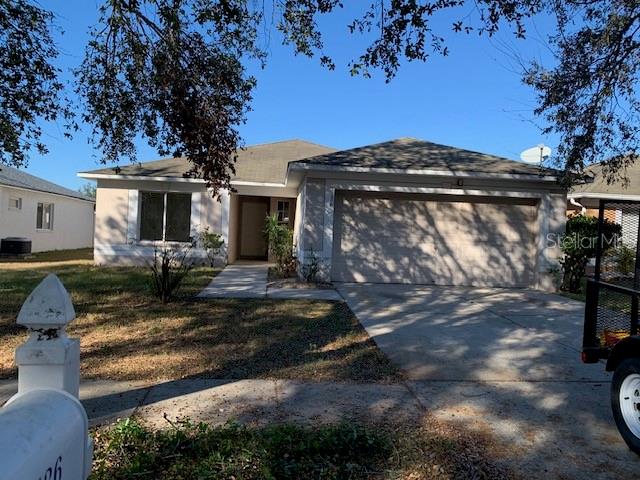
{"left": 27, "top": 1, "right": 558, "bottom": 190}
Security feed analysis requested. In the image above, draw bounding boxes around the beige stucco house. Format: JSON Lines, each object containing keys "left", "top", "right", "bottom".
{"left": 80, "top": 138, "right": 567, "bottom": 289}
{"left": 0, "top": 165, "right": 95, "bottom": 253}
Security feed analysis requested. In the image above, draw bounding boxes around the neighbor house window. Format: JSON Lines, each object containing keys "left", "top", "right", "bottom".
{"left": 139, "top": 191, "right": 191, "bottom": 242}
{"left": 9, "top": 197, "right": 22, "bottom": 210}
{"left": 36, "top": 203, "right": 54, "bottom": 230}
{"left": 276, "top": 200, "right": 290, "bottom": 224}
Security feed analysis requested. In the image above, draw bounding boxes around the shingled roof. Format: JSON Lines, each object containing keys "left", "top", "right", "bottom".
{"left": 0, "top": 164, "right": 93, "bottom": 201}
{"left": 81, "top": 140, "right": 336, "bottom": 184}
{"left": 571, "top": 161, "right": 640, "bottom": 196}
{"left": 290, "top": 137, "right": 556, "bottom": 177}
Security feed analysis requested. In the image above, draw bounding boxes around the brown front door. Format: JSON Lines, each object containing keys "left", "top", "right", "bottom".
{"left": 239, "top": 197, "right": 269, "bottom": 260}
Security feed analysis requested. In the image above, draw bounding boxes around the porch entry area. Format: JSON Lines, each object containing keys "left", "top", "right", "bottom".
{"left": 228, "top": 194, "right": 296, "bottom": 263}
{"left": 239, "top": 196, "right": 269, "bottom": 260}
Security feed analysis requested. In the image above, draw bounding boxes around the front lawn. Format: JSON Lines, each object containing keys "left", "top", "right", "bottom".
{"left": 0, "top": 262, "right": 398, "bottom": 382}
{"left": 91, "top": 418, "right": 514, "bottom": 480}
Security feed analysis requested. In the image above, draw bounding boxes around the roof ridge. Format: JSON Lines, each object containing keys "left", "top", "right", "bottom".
{"left": 289, "top": 137, "right": 556, "bottom": 176}
{"left": 241, "top": 138, "right": 335, "bottom": 150}
{"left": 405, "top": 138, "right": 521, "bottom": 164}
{"left": 299, "top": 137, "right": 523, "bottom": 165}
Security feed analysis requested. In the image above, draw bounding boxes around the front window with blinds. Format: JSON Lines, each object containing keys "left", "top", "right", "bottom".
{"left": 139, "top": 192, "right": 191, "bottom": 242}
{"left": 36, "top": 203, "right": 54, "bottom": 230}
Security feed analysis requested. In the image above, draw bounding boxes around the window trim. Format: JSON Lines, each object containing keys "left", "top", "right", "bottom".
{"left": 36, "top": 202, "right": 54, "bottom": 231}
{"left": 8, "top": 197, "right": 22, "bottom": 211}
{"left": 138, "top": 191, "right": 192, "bottom": 243}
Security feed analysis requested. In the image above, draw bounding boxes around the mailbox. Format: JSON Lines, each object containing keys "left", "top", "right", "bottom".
{"left": 0, "top": 389, "right": 93, "bottom": 480}
{"left": 0, "top": 275, "right": 93, "bottom": 479}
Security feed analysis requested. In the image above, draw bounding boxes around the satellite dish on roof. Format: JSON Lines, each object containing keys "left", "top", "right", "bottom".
{"left": 520, "top": 144, "right": 552, "bottom": 165}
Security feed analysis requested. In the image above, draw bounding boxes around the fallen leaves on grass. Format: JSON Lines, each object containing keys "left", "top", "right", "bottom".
{"left": 1, "top": 264, "right": 399, "bottom": 383}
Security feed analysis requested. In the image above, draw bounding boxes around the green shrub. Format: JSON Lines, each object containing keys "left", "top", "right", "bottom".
{"left": 614, "top": 244, "right": 636, "bottom": 275}
{"left": 560, "top": 214, "right": 621, "bottom": 293}
{"left": 91, "top": 419, "right": 391, "bottom": 480}
{"left": 148, "top": 246, "right": 194, "bottom": 303}
{"left": 301, "top": 249, "right": 320, "bottom": 283}
{"left": 197, "top": 227, "right": 225, "bottom": 267}
{"left": 264, "top": 214, "right": 295, "bottom": 276}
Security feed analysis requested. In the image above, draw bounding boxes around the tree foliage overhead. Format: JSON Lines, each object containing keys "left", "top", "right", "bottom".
{"left": 278, "top": 0, "right": 544, "bottom": 78}
{"left": 1, "top": 0, "right": 639, "bottom": 190}
{"left": 77, "top": 0, "right": 263, "bottom": 194}
{"left": 0, "top": 0, "right": 73, "bottom": 168}
{"left": 525, "top": 0, "right": 640, "bottom": 185}
{"left": 278, "top": 0, "right": 640, "bottom": 185}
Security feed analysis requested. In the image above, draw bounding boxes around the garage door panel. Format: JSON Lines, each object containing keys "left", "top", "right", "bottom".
{"left": 331, "top": 192, "right": 536, "bottom": 287}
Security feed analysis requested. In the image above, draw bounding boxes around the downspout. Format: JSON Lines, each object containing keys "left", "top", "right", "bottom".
{"left": 569, "top": 197, "right": 587, "bottom": 215}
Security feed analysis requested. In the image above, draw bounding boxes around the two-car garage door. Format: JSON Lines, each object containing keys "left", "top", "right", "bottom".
{"left": 331, "top": 191, "right": 538, "bottom": 287}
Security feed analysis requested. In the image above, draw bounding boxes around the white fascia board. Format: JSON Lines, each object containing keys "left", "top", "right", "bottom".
{"left": 78, "top": 172, "right": 287, "bottom": 188}
{"left": 568, "top": 192, "right": 640, "bottom": 201}
{"left": 231, "top": 180, "right": 286, "bottom": 187}
{"left": 78, "top": 172, "right": 205, "bottom": 183}
{"left": 288, "top": 163, "right": 559, "bottom": 182}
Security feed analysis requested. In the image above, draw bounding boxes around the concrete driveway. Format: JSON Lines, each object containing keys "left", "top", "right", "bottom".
{"left": 337, "top": 283, "right": 640, "bottom": 479}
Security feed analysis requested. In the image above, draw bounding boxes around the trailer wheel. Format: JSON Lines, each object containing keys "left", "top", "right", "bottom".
{"left": 612, "top": 357, "right": 640, "bottom": 455}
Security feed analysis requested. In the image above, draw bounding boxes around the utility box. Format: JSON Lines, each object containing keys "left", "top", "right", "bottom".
{"left": 0, "top": 389, "right": 93, "bottom": 479}
{"left": 0, "top": 237, "right": 32, "bottom": 255}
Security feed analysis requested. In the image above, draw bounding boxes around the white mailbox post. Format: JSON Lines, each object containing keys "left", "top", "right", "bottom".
{"left": 0, "top": 274, "right": 93, "bottom": 479}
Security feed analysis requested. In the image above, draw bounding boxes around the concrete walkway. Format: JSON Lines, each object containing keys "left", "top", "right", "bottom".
{"left": 0, "top": 378, "right": 421, "bottom": 429}
{"left": 267, "top": 285, "right": 343, "bottom": 301}
{"left": 198, "top": 264, "right": 268, "bottom": 298}
{"left": 198, "top": 263, "right": 342, "bottom": 301}
{"left": 3, "top": 373, "right": 638, "bottom": 478}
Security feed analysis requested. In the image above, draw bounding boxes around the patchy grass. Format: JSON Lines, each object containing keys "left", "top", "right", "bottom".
{"left": 558, "top": 277, "right": 587, "bottom": 302}
{"left": 0, "top": 262, "right": 398, "bottom": 382}
{"left": 267, "top": 266, "right": 294, "bottom": 281}
{"left": 91, "top": 418, "right": 515, "bottom": 480}
{"left": 0, "top": 247, "right": 94, "bottom": 264}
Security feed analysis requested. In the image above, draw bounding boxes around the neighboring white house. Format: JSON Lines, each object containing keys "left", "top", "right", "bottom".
{"left": 79, "top": 138, "right": 567, "bottom": 290}
{"left": 0, "top": 165, "right": 95, "bottom": 253}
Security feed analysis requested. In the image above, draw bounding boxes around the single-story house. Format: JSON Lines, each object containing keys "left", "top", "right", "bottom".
{"left": 79, "top": 138, "right": 566, "bottom": 290}
{"left": 568, "top": 161, "right": 640, "bottom": 247}
{"left": 0, "top": 165, "right": 95, "bottom": 253}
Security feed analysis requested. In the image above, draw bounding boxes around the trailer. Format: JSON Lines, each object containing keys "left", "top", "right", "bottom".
{"left": 582, "top": 199, "right": 640, "bottom": 455}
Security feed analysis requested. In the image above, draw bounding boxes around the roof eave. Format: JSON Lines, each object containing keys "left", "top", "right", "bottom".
{"left": 287, "top": 163, "right": 559, "bottom": 182}
{"left": 78, "top": 172, "right": 289, "bottom": 188}
{"left": 0, "top": 182, "right": 95, "bottom": 203}
{"left": 568, "top": 192, "right": 640, "bottom": 201}
{"left": 78, "top": 172, "right": 205, "bottom": 183}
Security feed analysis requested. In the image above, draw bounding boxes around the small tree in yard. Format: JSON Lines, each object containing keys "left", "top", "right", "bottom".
{"left": 197, "top": 227, "right": 224, "bottom": 267}
{"left": 560, "top": 214, "right": 621, "bottom": 293}
{"left": 264, "top": 214, "right": 295, "bottom": 276}
{"left": 148, "top": 246, "right": 194, "bottom": 303}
